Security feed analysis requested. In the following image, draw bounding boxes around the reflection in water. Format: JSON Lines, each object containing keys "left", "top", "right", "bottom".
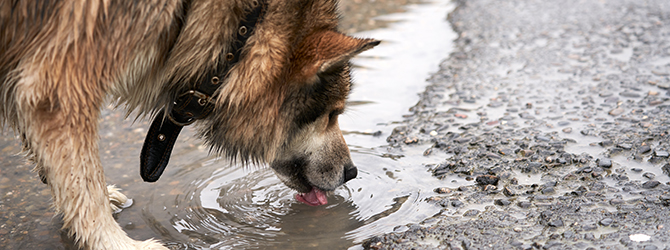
{"left": 137, "top": 1, "right": 456, "bottom": 249}
{"left": 143, "top": 162, "right": 366, "bottom": 249}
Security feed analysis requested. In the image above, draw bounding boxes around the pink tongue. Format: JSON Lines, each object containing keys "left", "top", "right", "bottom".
{"left": 295, "top": 187, "right": 328, "bottom": 206}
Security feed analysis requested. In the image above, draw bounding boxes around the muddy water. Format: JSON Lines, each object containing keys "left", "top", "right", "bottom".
{"left": 0, "top": 1, "right": 456, "bottom": 249}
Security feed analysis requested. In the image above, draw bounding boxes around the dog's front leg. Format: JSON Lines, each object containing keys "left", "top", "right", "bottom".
{"left": 16, "top": 80, "right": 166, "bottom": 249}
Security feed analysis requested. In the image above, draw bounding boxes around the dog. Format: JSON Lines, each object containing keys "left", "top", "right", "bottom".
{"left": 0, "top": 0, "right": 378, "bottom": 249}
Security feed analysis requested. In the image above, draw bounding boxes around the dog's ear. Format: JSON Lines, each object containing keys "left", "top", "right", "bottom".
{"left": 294, "top": 30, "right": 380, "bottom": 78}
{"left": 314, "top": 31, "right": 380, "bottom": 74}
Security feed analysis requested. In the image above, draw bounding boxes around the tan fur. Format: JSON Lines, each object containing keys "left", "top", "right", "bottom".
{"left": 0, "top": 0, "right": 378, "bottom": 249}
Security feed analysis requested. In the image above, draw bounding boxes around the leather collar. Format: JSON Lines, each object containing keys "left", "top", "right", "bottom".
{"left": 140, "top": 1, "right": 267, "bottom": 182}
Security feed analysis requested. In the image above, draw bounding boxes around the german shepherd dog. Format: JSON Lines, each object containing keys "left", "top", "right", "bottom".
{"left": 0, "top": 0, "right": 378, "bottom": 249}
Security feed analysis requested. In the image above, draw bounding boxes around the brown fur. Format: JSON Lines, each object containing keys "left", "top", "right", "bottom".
{"left": 0, "top": 0, "right": 378, "bottom": 249}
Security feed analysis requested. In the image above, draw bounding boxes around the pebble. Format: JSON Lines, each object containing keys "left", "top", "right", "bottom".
{"left": 517, "top": 201, "right": 532, "bottom": 208}
{"left": 463, "top": 209, "right": 480, "bottom": 217}
{"left": 475, "top": 175, "right": 499, "bottom": 186}
{"left": 503, "top": 186, "right": 516, "bottom": 196}
{"left": 620, "top": 92, "right": 641, "bottom": 98}
{"left": 642, "top": 180, "right": 660, "bottom": 189}
{"left": 600, "top": 218, "right": 614, "bottom": 226}
{"left": 548, "top": 219, "right": 564, "bottom": 227}
{"left": 609, "top": 107, "right": 625, "bottom": 116}
{"left": 653, "top": 150, "right": 669, "bottom": 157}
{"left": 597, "top": 158, "right": 612, "bottom": 168}
{"left": 434, "top": 187, "right": 451, "bottom": 194}
{"left": 642, "top": 172, "right": 655, "bottom": 179}
{"left": 638, "top": 145, "right": 651, "bottom": 154}
{"left": 494, "top": 199, "right": 511, "bottom": 206}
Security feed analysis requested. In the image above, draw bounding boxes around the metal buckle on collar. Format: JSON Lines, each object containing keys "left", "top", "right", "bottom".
{"left": 168, "top": 90, "right": 216, "bottom": 126}
{"left": 166, "top": 111, "right": 196, "bottom": 126}
{"left": 178, "top": 90, "right": 215, "bottom": 106}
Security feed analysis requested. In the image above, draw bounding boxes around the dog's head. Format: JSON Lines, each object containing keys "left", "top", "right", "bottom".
{"left": 270, "top": 31, "right": 379, "bottom": 205}
{"left": 196, "top": 2, "right": 378, "bottom": 206}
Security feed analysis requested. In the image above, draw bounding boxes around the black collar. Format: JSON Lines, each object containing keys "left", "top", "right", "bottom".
{"left": 140, "top": 1, "right": 267, "bottom": 182}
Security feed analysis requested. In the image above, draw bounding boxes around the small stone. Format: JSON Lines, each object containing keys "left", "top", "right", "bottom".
{"left": 463, "top": 209, "right": 479, "bottom": 217}
{"left": 620, "top": 91, "right": 641, "bottom": 98}
{"left": 643, "top": 172, "right": 656, "bottom": 179}
{"left": 610, "top": 198, "right": 625, "bottom": 205}
{"left": 549, "top": 219, "right": 564, "bottom": 227}
{"left": 584, "top": 233, "right": 595, "bottom": 241}
{"left": 451, "top": 199, "right": 464, "bottom": 207}
{"left": 617, "top": 143, "right": 633, "bottom": 150}
{"left": 520, "top": 149, "right": 534, "bottom": 157}
{"left": 597, "top": 158, "right": 612, "bottom": 168}
{"left": 652, "top": 70, "right": 670, "bottom": 76}
{"left": 514, "top": 227, "right": 522, "bottom": 232}
{"left": 404, "top": 137, "right": 419, "bottom": 144}
{"left": 638, "top": 145, "right": 651, "bottom": 154}
{"left": 518, "top": 201, "right": 532, "bottom": 208}
{"left": 476, "top": 175, "right": 499, "bottom": 186}
{"left": 609, "top": 107, "right": 625, "bottom": 116}
{"left": 535, "top": 135, "right": 550, "bottom": 142}
{"left": 642, "top": 180, "right": 661, "bottom": 189}
{"left": 503, "top": 186, "right": 516, "bottom": 196}
{"left": 600, "top": 218, "right": 614, "bottom": 226}
{"left": 562, "top": 127, "right": 572, "bottom": 133}
{"left": 455, "top": 113, "right": 468, "bottom": 119}
{"left": 654, "top": 150, "right": 669, "bottom": 158}
{"left": 494, "top": 199, "right": 511, "bottom": 206}
{"left": 542, "top": 187, "right": 555, "bottom": 194}
{"left": 434, "top": 187, "right": 451, "bottom": 194}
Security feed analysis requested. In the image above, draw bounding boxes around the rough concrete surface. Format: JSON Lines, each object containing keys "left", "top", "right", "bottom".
{"left": 364, "top": 0, "right": 670, "bottom": 249}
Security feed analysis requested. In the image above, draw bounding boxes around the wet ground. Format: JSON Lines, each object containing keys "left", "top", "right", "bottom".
{"left": 0, "top": 0, "right": 457, "bottom": 249}
{"left": 5, "top": 0, "right": 670, "bottom": 249}
{"left": 363, "top": 0, "right": 670, "bottom": 249}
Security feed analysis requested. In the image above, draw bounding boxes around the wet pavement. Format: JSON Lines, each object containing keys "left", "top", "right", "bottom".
{"left": 0, "top": 0, "right": 453, "bottom": 249}
{"left": 363, "top": 0, "right": 670, "bottom": 249}
{"left": 5, "top": 0, "right": 670, "bottom": 249}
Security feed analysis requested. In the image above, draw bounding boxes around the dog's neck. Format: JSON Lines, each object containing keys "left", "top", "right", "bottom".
{"left": 169, "top": 0, "right": 267, "bottom": 126}
{"left": 139, "top": 0, "right": 267, "bottom": 183}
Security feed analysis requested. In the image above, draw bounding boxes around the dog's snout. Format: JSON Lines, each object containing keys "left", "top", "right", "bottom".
{"left": 343, "top": 165, "right": 358, "bottom": 183}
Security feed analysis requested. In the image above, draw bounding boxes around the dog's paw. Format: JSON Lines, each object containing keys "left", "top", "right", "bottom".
{"left": 107, "top": 185, "right": 133, "bottom": 213}
{"left": 135, "top": 239, "right": 169, "bottom": 250}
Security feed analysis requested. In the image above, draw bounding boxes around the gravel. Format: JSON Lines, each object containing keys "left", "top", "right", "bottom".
{"left": 364, "top": 0, "right": 670, "bottom": 248}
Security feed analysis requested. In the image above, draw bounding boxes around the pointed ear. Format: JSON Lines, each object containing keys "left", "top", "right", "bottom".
{"left": 314, "top": 31, "right": 380, "bottom": 73}
{"left": 294, "top": 30, "right": 380, "bottom": 78}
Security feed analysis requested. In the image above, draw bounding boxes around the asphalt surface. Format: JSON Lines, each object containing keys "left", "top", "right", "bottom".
{"left": 363, "top": 0, "right": 670, "bottom": 249}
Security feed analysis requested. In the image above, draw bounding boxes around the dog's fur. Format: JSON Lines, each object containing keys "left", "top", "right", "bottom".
{"left": 0, "top": 0, "right": 377, "bottom": 249}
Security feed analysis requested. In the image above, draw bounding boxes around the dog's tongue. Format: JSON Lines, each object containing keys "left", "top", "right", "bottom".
{"left": 295, "top": 187, "right": 328, "bottom": 206}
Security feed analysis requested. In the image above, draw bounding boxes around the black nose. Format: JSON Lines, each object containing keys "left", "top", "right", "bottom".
{"left": 343, "top": 165, "right": 358, "bottom": 183}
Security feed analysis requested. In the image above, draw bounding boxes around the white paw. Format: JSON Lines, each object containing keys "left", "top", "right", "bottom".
{"left": 135, "top": 239, "right": 169, "bottom": 250}
{"left": 107, "top": 185, "right": 133, "bottom": 213}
